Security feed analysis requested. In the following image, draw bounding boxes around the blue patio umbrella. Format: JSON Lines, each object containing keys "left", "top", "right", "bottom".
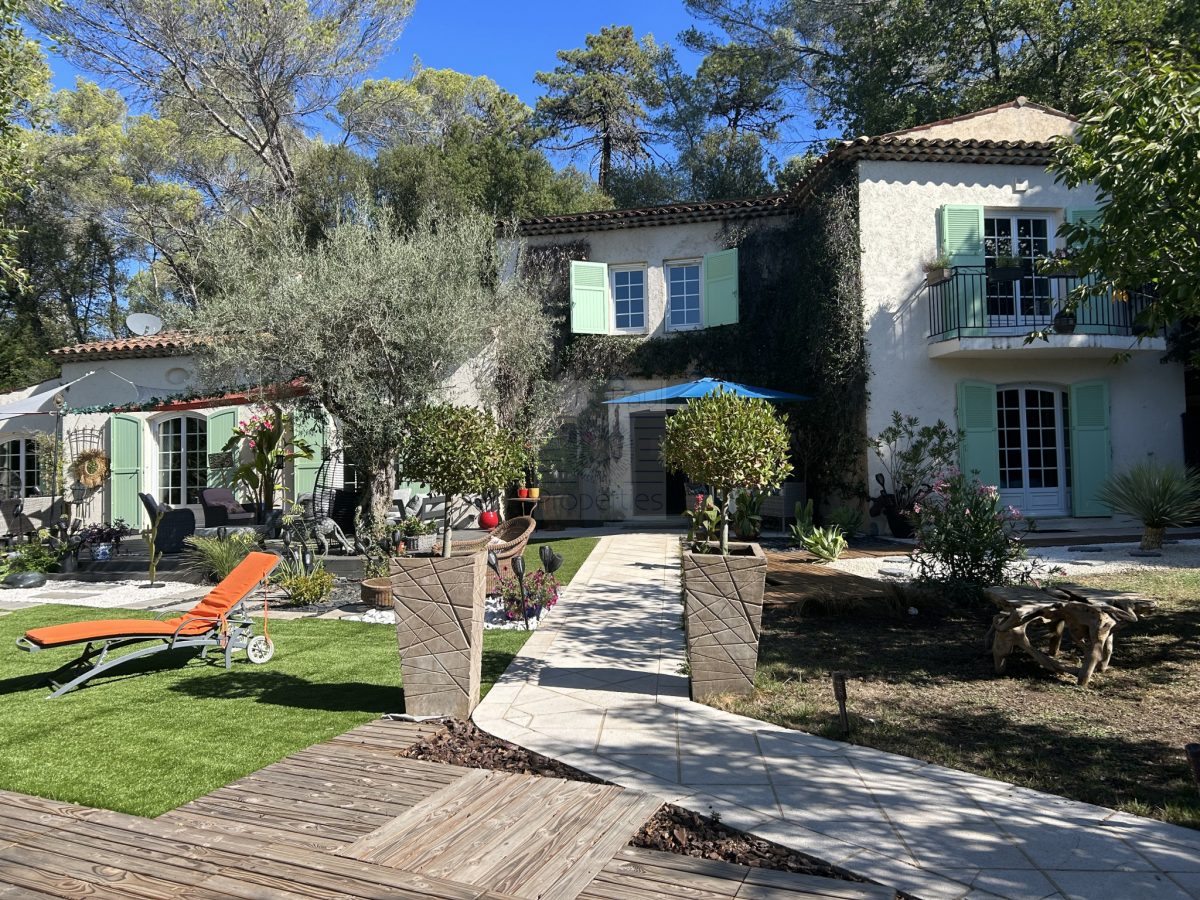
{"left": 604, "top": 377, "right": 809, "bottom": 405}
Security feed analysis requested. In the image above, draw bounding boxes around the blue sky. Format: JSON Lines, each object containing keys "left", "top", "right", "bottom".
{"left": 41, "top": 0, "right": 821, "bottom": 171}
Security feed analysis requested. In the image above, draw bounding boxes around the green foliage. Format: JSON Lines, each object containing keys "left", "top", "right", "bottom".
{"left": 1, "top": 538, "right": 61, "bottom": 576}
{"left": 1051, "top": 43, "right": 1200, "bottom": 338}
{"left": 732, "top": 489, "right": 764, "bottom": 540}
{"left": 181, "top": 533, "right": 258, "bottom": 583}
{"left": 276, "top": 561, "right": 335, "bottom": 606}
{"left": 827, "top": 505, "right": 864, "bottom": 537}
{"left": 684, "top": 0, "right": 1183, "bottom": 136}
{"left": 661, "top": 387, "right": 792, "bottom": 552}
{"left": 911, "top": 473, "right": 1032, "bottom": 600}
{"left": 398, "top": 515, "right": 435, "bottom": 537}
{"left": 400, "top": 404, "right": 524, "bottom": 555}
{"left": 1098, "top": 461, "right": 1200, "bottom": 529}
{"left": 801, "top": 525, "right": 847, "bottom": 562}
{"left": 221, "top": 406, "right": 313, "bottom": 522}
{"left": 872, "top": 411, "right": 961, "bottom": 513}
{"left": 682, "top": 492, "right": 722, "bottom": 544}
{"left": 534, "top": 26, "right": 662, "bottom": 190}
{"left": 185, "top": 199, "right": 542, "bottom": 530}
{"left": 788, "top": 498, "right": 814, "bottom": 547}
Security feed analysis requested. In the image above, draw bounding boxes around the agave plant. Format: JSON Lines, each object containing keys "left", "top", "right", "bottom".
{"left": 181, "top": 532, "right": 258, "bottom": 582}
{"left": 1097, "top": 462, "right": 1200, "bottom": 550}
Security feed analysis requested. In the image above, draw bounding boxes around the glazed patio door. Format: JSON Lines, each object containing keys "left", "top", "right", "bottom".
{"left": 997, "top": 387, "right": 1071, "bottom": 516}
{"left": 984, "top": 214, "right": 1056, "bottom": 329}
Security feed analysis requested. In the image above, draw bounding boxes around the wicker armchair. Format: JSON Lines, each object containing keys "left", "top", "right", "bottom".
{"left": 447, "top": 515, "right": 537, "bottom": 593}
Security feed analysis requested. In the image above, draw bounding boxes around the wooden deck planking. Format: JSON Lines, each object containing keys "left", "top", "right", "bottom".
{"left": 0, "top": 718, "right": 896, "bottom": 899}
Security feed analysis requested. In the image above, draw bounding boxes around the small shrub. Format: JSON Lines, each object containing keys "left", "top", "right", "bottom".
{"left": 399, "top": 515, "right": 436, "bottom": 537}
{"left": 802, "top": 525, "right": 847, "bottom": 562}
{"left": 732, "top": 490, "right": 764, "bottom": 540}
{"left": 277, "top": 562, "right": 335, "bottom": 605}
{"left": 871, "top": 412, "right": 960, "bottom": 514}
{"left": 682, "top": 493, "right": 721, "bottom": 544}
{"left": 788, "top": 498, "right": 814, "bottom": 547}
{"left": 827, "top": 505, "right": 864, "bottom": 537}
{"left": 182, "top": 532, "right": 258, "bottom": 582}
{"left": 911, "top": 472, "right": 1031, "bottom": 599}
{"left": 1098, "top": 461, "right": 1200, "bottom": 549}
{"left": 499, "top": 570, "right": 560, "bottom": 627}
{"left": 1, "top": 538, "right": 61, "bottom": 575}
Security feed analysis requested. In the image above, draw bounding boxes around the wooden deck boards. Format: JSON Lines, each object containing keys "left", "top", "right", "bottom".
{"left": 0, "top": 718, "right": 895, "bottom": 899}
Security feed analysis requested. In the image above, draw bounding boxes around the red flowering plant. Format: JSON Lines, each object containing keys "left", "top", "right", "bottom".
{"left": 219, "top": 405, "right": 314, "bottom": 523}
{"left": 499, "top": 569, "right": 560, "bottom": 628}
{"left": 910, "top": 470, "right": 1040, "bottom": 601}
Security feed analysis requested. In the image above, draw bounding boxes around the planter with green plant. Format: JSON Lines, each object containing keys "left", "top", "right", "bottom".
{"left": 221, "top": 406, "right": 313, "bottom": 525}
{"left": 398, "top": 515, "right": 436, "bottom": 554}
{"left": 1098, "top": 461, "right": 1200, "bottom": 550}
{"left": 392, "top": 403, "right": 524, "bottom": 717}
{"left": 661, "top": 387, "right": 792, "bottom": 701}
{"left": 870, "top": 412, "right": 960, "bottom": 538}
{"left": 988, "top": 254, "right": 1024, "bottom": 283}
{"left": 732, "top": 490, "right": 764, "bottom": 540}
{"left": 923, "top": 254, "right": 953, "bottom": 287}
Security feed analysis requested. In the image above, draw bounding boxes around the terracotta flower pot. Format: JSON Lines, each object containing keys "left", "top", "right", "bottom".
{"left": 517, "top": 488, "right": 529, "bottom": 498}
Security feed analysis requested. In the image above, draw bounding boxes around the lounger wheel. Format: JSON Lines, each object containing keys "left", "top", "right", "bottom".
{"left": 246, "top": 636, "right": 274, "bottom": 664}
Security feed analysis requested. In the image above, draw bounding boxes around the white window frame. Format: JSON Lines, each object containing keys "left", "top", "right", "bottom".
{"left": 665, "top": 258, "right": 704, "bottom": 332}
{"left": 0, "top": 438, "right": 40, "bottom": 500}
{"left": 983, "top": 211, "right": 1059, "bottom": 329}
{"left": 609, "top": 264, "right": 648, "bottom": 334}
{"left": 154, "top": 413, "right": 208, "bottom": 507}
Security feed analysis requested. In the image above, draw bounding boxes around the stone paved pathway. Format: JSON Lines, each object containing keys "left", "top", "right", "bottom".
{"left": 473, "top": 533, "right": 1200, "bottom": 900}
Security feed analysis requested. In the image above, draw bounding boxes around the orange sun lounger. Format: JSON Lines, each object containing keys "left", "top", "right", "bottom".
{"left": 16, "top": 551, "right": 280, "bottom": 698}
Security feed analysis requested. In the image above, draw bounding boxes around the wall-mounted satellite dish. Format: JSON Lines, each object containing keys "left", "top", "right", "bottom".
{"left": 125, "top": 312, "right": 164, "bottom": 337}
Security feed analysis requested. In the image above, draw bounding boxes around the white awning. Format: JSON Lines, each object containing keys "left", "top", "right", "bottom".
{"left": 0, "top": 371, "right": 98, "bottom": 421}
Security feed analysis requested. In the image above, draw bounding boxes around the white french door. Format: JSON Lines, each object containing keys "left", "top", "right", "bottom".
{"left": 983, "top": 214, "right": 1057, "bottom": 329}
{"left": 996, "top": 386, "right": 1071, "bottom": 516}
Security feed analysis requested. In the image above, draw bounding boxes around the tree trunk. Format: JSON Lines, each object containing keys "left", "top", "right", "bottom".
{"left": 360, "top": 455, "right": 396, "bottom": 537}
{"left": 442, "top": 502, "right": 453, "bottom": 557}
{"left": 718, "top": 489, "right": 730, "bottom": 555}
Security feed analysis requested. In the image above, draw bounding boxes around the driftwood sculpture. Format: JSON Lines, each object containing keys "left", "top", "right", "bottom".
{"left": 984, "top": 585, "right": 1155, "bottom": 687}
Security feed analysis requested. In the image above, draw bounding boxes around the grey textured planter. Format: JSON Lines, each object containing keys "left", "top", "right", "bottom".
{"left": 390, "top": 551, "right": 487, "bottom": 717}
{"left": 682, "top": 542, "right": 767, "bottom": 701}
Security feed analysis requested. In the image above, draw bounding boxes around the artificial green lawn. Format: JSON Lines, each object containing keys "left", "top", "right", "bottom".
{"left": 521, "top": 536, "right": 599, "bottom": 586}
{"left": 0, "top": 608, "right": 528, "bottom": 818}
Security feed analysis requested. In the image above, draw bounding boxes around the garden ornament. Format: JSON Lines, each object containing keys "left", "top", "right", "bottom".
{"left": 539, "top": 543, "right": 564, "bottom": 575}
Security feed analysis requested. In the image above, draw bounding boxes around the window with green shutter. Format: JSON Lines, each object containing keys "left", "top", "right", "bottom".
{"left": 940, "top": 205, "right": 987, "bottom": 336}
{"left": 1069, "top": 380, "right": 1111, "bottom": 516}
{"left": 206, "top": 407, "right": 237, "bottom": 488}
{"left": 292, "top": 414, "right": 326, "bottom": 502}
{"left": 569, "top": 261, "right": 609, "bottom": 334}
{"left": 956, "top": 380, "right": 1000, "bottom": 485}
{"left": 702, "top": 248, "right": 738, "bottom": 327}
{"left": 108, "top": 414, "right": 142, "bottom": 527}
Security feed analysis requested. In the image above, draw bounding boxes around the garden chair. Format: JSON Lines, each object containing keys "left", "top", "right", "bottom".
{"left": 15, "top": 551, "right": 280, "bottom": 698}
{"left": 447, "top": 515, "right": 536, "bottom": 593}
{"left": 138, "top": 493, "right": 196, "bottom": 554}
{"left": 199, "top": 487, "right": 256, "bottom": 528}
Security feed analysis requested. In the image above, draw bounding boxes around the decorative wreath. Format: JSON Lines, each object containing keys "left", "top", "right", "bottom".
{"left": 70, "top": 449, "right": 110, "bottom": 489}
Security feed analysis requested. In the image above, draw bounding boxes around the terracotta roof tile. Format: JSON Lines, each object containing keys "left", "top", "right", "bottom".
{"left": 516, "top": 194, "right": 790, "bottom": 237}
{"left": 50, "top": 332, "right": 192, "bottom": 361}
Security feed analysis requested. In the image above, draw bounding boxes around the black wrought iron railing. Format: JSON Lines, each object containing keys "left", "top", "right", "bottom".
{"left": 927, "top": 266, "right": 1154, "bottom": 341}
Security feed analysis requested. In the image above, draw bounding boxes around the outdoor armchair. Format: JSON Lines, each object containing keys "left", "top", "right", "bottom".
{"left": 16, "top": 551, "right": 280, "bottom": 698}
{"left": 138, "top": 493, "right": 196, "bottom": 554}
{"left": 199, "top": 488, "right": 256, "bottom": 528}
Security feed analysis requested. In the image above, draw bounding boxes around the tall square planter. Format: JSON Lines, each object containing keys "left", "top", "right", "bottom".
{"left": 390, "top": 551, "right": 487, "bottom": 718}
{"left": 682, "top": 543, "right": 767, "bottom": 701}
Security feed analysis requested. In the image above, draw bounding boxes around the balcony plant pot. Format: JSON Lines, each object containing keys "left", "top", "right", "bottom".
{"left": 682, "top": 542, "right": 767, "bottom": 701}
{"left": 1052, "top": 311, "right": 1077, "bottom": 334}
{"left": 390, "top": 550, "right": 487, "bottom": 717}
{"left": 987, "top": 266, "right": 1022, "bottom": 283}
{"left": 925, "top": 267, "right": 953, "bottom": 287}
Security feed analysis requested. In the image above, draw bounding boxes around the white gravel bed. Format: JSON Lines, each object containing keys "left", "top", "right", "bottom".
{"left": 829, "top": 538, "right": 1200, "bottom": 582}
{"left": 342, "top": 594, "right": 554, "bottom": 630}
{"left": 0, "top": 578, "right": 208, "bottom": 608}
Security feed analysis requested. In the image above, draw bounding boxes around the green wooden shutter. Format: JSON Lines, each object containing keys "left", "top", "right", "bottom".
{"left": 940, "top": 205, "right": 986, "bottom": 337}
{"left": 956, "top": 380, "right": 1000, "bottom": 485}
{"left": 108, "top": 414, "right": 142, "bottom": 528}
{"left": 702, "top": 248, "right": 739, "bottom": 326}
{"left": 1065, "top": 209, "right": 1108, "bottom": 335}
{"left": 206, "top": 407, "right": 237, "bottom": 488}
{"left": 292, "top": 414, "right": 326, "bottom": 502}
{"left": 569, "top": 261, "right": 609, "bottom": 334}
{"left": 1070, "top": 380, "right": 1111, "bottom": 517}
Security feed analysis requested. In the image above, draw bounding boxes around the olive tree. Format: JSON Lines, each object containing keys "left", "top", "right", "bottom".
{"left": 661, "top": 387, "right": 792, "bottom": 553}
{"left": 401, "top": 404, "right": 524, "bottom": 556}
{"left": 182, "top": 198, "right": 541, "bottom": 532}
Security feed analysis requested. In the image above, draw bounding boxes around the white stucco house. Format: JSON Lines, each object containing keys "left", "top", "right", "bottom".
{"left": 1, "top": 98, "right": 1185, "bottom": 533}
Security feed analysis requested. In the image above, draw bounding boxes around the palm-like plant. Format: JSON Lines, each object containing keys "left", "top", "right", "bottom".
{"left": 1097, "top": 462, "right": 1200, "bottom": 550}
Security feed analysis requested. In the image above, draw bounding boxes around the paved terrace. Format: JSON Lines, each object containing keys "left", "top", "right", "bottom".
{"left": 472, "top": 533, "right": 1200, "bottom": 900}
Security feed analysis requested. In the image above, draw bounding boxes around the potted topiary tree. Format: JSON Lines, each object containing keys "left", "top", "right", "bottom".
{"left": 661, "top": 387, "right": 792, "bottom": 701}
{"left": 391, "top": 403, "right": 523, "bottom": 716}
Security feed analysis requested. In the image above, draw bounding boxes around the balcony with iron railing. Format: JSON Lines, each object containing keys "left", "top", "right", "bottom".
{"left": 925, "top": 266, "right": 1161, "bottom": 358}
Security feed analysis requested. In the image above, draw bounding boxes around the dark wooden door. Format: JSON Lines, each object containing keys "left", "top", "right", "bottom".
{"left": 631, "top": 414, "right": 667, "bottom": 516}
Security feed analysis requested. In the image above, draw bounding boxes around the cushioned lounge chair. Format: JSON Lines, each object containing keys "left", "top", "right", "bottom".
{"left": 15, "top": 551, "right": 279, "bottom": 698}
